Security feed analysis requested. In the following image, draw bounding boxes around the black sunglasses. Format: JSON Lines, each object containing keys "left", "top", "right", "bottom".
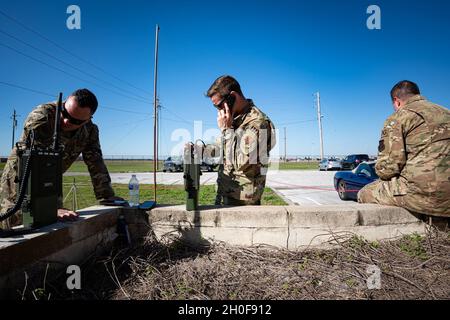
{"left": 61, "top": 104, "right": 91, "bottom": 125}
{"left": 213, "top": 93, "right": 230, "bottom": 110}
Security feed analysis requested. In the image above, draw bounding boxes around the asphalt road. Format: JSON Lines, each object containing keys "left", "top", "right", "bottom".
{"left": 65, "top": 170, "right": 347, "bottom": 206}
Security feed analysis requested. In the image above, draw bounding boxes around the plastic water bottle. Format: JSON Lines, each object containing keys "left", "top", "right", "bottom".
{"left": 128, "top": 175, "right": 140, "bottom": 207}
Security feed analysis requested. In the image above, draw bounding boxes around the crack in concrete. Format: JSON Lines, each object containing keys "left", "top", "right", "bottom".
{"left": 284, "top": 206, "right": 291, "bottom": 250}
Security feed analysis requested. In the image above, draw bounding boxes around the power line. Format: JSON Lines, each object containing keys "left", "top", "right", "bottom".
{"left": 0, "top": 80, "right": 148, "bottom": 115}
{"left": 0, "top": 28, "right": 151, "bottom": 102}
{"left": 0, "top": 8, "right": 152, "bottom": 97}
{"left": 0, "top": 41, "right": 150, "bottom": 104}
{"left": 0, "top": 80, "right": 54, "bottom": 98}
{"left": 160, "top": 105, "right": 216, "bottom": 126}
{"left": 0, "top": 81, "right": 221, "bottom": 124}
{"left": 277, "top": 119, "right": 317, "bottom": 126}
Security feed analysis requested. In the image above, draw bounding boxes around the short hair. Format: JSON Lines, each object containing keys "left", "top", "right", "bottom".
{"left": 206, "top": 75, "right": 243, "bottom": 98}
{"left": 390, "top": 80, "right": 420, "bottom": 101}
{"left": 70, "top": 88, "right": 98, "bottom": 114}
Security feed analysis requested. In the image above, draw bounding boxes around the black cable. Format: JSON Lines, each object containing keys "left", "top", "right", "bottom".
{"left": 0, "top": 130, "right": 34, "bottom": 223}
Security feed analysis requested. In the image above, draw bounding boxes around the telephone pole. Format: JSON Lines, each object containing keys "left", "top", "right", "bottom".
{"left": 11, "top": 109, "right": 18, "bottom": 149}
{"left": 284, "top": 127, "right": 287, "bottom": 162}
{"left": 315, "top": 92, "right": 324, "bottom": 160}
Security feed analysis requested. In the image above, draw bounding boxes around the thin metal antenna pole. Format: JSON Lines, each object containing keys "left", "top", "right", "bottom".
{"left": 153, "top": 24, "right": 160, "bottom": 202}
{"left": 11, "top": 109, "right": 18, "bottom": 149}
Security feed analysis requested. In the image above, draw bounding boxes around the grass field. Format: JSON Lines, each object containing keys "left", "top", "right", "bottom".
{"left": 63, "top": 176, "right": 286, "bottom": 210}
{"left": 66, "top": 160, "right": 164, "bottom": 173}
{"left": 66, "top": 160, "right": 318, "bottom": 173}
{"left": 1, "top": 160, "right": 318, "bottom": 174}
{"left": 271, "top": 161, "right": 318, "bottom": 170}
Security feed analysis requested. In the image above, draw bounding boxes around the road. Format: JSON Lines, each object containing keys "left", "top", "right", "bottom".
{"left": 65, "top": 170, "right": 346, "bottom": 206}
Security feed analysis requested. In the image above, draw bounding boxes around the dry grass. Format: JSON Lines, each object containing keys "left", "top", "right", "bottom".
{"left": 42, "top": 228, "right": 450, "bottom": 301}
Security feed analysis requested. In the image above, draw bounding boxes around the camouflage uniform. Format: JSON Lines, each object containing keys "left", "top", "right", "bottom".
{"left": 358, "top": 95, "right": 450, "bottom": 217}
{"left": 0, "top": 102, "right": 115, "bottom": 229}
{"left": 207, "top": 100, "right": 276, "bottom": 205}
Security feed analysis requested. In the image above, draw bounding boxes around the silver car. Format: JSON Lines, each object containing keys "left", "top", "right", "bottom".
{"left": 319, "top": 158, "right": 342, "bottom": 171}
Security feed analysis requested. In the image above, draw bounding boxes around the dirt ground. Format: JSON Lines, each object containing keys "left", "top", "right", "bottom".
{"left": 21, "top": 228, "right": 450, "bottom": 300}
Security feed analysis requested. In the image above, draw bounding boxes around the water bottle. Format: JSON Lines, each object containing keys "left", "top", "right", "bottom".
{"left": 128, "top": 175, "right": 140, "bottom": 207}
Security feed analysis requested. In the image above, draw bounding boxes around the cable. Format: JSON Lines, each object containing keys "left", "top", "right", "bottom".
{"left": 160, "top": 105, "right": 216, "bottom": 126}
{"left": 0, "top": 28, "right": 151, "bottom": 101}
{"left": 0, "top": 80, "right": 149, "bottom": 115}
{"left": 0, "top": 130, "right": 34, "bottom": 223}
{"left": 0, "top": 41, "right": 150, "bottom": 104}
{"left": 0, "top": 8, "right": 152, "bottom": 97}
{"left": 277, "top": 119, "right": 317, "bottom": 126}
{"left": 0, "top": 80, "right": 54, "bottom": 98}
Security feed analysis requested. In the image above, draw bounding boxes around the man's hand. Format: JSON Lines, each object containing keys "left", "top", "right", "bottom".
{"left": 217, "top": 104, "right": 233, "bottom": 130}
{"left": 57, "top": 208, "right": 79, "bottom": 222}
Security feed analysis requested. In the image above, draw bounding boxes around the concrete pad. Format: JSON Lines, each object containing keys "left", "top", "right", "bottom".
{"left": 199, "top": 227, "right": 254, "bottom": 247}
{"left": 0, "top": 205, "right": 149, "bottom": 298}
{"left": 252, "top": 228, "right": 290, "bottom": 248}
{"left": 349, "top": 204, "right": 421, "bottom": 226}
{"left": 287, "top": 206, "right": 360, "bottom": 228}
{"left": 216, "top": 206, "right": 289, "bottom": 228}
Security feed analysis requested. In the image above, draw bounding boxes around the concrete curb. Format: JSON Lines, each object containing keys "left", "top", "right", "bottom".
{"left": 0, "top": 203, "right": 426, "bottom": 298}
{"left": 150, "top": 204, "right": 425, "bottom": 249}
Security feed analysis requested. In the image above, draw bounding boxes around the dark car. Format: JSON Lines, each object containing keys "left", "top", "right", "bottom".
{"left": 162, "top": 156, "right": 183, "bottom": 172}
{"left": 200, "top": 162, "right": 216, "bottom": 172}
{"left": 341, "top": 154, "right": 370, "bottom": 170}
{"left": 333, "top": 161, "right": 378, "bottom": 201}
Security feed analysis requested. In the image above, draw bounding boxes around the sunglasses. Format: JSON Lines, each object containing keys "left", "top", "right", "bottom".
{"left": 212, "top": 93, "right": 230, "bottom": 110}
{"left": 61, "top": 104, "right": 91, "bottom": 125}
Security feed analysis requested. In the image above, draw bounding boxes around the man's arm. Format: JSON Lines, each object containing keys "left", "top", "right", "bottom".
{"left": 82, "top": 124, "right": 115, "bottom": 200}
{"left": 375, "top": 114, "right": 407, "bottom": 180}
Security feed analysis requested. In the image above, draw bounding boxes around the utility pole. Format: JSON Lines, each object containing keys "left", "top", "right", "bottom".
{"left": 155, "top": 99, "right": 161, "bottom": 171}
{"left": 152, "top": 24, "right": 160, "bottom": 202}
{"left": 284, "top": 127, "right": 287, "bottom": 162}
{"left": 315, "top": 92, "right": 324, "bottom": 160}
{"left": 11, "top": 109, "right": 18, "bottom": 149}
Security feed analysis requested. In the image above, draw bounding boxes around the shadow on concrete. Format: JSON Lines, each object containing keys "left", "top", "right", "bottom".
{"left": 176, "top": 206, "right": 213, "bottom": 249}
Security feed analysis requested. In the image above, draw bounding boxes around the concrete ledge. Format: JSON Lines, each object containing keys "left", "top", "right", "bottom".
{"left": 0, "top": 203, "right": 426, "bottom": 298}
{"left": 150, "top": 204, "right": 426, "bottom": 249}
{"left": 0, "top": 206, "right": 149, "bottom": 298}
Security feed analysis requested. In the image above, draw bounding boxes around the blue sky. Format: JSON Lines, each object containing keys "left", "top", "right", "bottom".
{"left": 1, "top": 0, "right": 449, "bottom": 158}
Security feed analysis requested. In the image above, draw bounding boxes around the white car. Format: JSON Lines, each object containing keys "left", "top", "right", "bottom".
{"left": 319, "top": 158, "right": 342, "bottom": 171}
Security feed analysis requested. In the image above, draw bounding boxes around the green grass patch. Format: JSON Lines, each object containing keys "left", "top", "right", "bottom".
{"left": 270, "top": 161, "right": 319, "bottom": 170}
{"left": 399, "top": 233, "right": 429, "bottom": 260}
{"left": 66, "top": 160, "right": 164, "bottom": 173}
{"left": 63, "top": 176, "right": 286, "bottom": 210}
{"left": 0, "top": 163, "right": 5, "bottom": 171}
{"left": 65, "top": 160, "right": 319, "bottom": 173}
